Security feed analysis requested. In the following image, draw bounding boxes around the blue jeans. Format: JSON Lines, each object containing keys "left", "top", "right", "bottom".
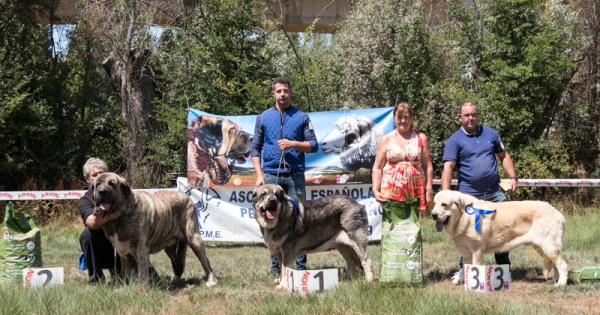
{"left": 263, "top": 172, "right": 306, "bottom": 200}
{"left": 264, "top": 171, "right": 307, "bottom": 271}
{"left": 459, "top": 189, "right": 511, "bottom": 267}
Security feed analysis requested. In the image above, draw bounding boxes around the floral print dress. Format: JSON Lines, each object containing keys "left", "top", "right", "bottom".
{"left": 380, "top": 129, "right": 426, "bottom": 210}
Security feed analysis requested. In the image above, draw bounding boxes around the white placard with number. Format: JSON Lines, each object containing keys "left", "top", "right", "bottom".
{"left": 23, "top": 267, "right": 64, "bottom": 288}
{"left": 286, "top": 267, "right": 338, "bottom": 296}
{"left": 464, "top": 264, "right": 510, "bottom": 292}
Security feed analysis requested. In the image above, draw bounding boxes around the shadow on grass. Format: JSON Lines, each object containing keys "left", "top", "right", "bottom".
{"left": 103, "top": 274, "right": 215, "bottom": 292}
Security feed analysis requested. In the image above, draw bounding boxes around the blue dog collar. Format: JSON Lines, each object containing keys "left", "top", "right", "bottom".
{"left": 287, "top": 197, "right": 300, "bottom": 215}
{"left": 465, "top": 205, "right": 496, "bottom": 231}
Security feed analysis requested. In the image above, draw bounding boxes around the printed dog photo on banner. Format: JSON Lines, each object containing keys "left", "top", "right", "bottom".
{"left": 187, "top": 112, "right": 254, "bottom": 188}
{"left": 319, "top": 115, "right": 383, "bottom": 184}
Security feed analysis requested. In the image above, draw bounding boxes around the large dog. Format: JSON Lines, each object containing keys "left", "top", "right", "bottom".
{"left": 431, "top": 190, "right": 568, "bottom": 286}
{"left": 252, "top": 184, "right": 373, "bottom": 289}
{"left": 187, "top": 115, "right": 252, "bottom": 187}
{"left": 92, "top": 172, "right": 217, "bottom": 287}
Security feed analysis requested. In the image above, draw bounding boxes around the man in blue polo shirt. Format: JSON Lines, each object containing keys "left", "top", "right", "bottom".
{"left": 441, "top": 101, "right": 518, "bottom": 285}
{"left": 251, "top": 77, "right": 318, "bottom": 276}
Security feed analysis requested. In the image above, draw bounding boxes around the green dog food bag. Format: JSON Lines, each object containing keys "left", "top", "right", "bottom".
{"left": 0, "top": 202, "right": 43, "bottom": 283}
{"left": 380, "top": 198, "right": 423, "bottom": 284}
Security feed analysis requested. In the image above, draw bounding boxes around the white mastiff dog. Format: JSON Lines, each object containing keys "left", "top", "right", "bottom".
{"left": 431, "top": 190, "right": 568, "bottom": 286}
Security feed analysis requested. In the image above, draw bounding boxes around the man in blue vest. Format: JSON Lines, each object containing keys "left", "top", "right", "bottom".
{"left": 441, "top": 101, "right": 518, "bottom": 285}
{"left": 251, "top": 77, "right": 318, "bottom": 276}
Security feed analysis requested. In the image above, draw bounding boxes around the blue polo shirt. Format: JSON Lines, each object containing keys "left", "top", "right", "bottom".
{"left": 443, "top": 125, "right": 505, "bottom": 195}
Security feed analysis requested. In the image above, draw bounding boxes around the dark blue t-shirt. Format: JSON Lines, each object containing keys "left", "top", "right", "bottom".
{"left": 443, "top": 125, "right": 505, "bottom": 195}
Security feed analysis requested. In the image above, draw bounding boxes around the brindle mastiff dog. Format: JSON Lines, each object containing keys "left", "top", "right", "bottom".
{"left": 252, "top": 184, "right": 373, "bottom": 290}
{"left": 92, "top": 172, "right": 217, "bottom": 287}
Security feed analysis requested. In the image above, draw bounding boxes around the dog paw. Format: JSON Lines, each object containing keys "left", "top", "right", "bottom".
{"left": 275, "top": 284, "right": 287, "bottom": 290}
{"left": 273, "top": 278, "right": 280, "bottom": 284}
{"left": 205, "top": 280, "right": 218, "bottom": 288}
{"left": 451, "top": 269, "right": 464, "bottom": 285}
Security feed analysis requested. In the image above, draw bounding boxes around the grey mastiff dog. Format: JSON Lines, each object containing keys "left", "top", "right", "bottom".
{"left": 92, "top": 172, "right": 217, "bottom": 287}
{"left": 252, "top": 184, "right": 373, "bottom": 289}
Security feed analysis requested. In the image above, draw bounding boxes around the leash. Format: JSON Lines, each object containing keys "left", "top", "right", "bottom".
{"left": 465, "top": 205, "right": 497, "bottom": 231}
{"left": 276, "top": 110, "right": 291, "bottom": 185}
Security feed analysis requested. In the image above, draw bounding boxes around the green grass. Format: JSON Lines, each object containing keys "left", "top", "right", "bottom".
{"left": 2, "top": 213, "right": 600, "bottom": 315}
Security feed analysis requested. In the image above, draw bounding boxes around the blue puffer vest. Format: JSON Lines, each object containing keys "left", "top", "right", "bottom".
{"left": 260, "top": 106, "right": 306, "bottom": 173}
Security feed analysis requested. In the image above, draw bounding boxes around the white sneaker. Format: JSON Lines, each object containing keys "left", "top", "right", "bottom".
{"left": 451, "top": 268, "right": 464, "bottom": 285}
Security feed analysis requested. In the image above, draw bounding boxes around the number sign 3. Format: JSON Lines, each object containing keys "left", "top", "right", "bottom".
{"left": 464, "top": 264, "right": 510, "bottom": 292}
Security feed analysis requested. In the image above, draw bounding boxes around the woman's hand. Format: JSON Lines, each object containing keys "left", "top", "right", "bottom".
{"left": 374, "top": 191, "right": 387, "bottom": 204}
{"left": 425, "top": 190, "right": 433, "bottom": 205}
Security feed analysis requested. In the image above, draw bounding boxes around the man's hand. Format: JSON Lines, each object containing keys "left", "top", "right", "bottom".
{"left": 254, "top": 175, "right": 265, "bottom": 188}
{"left": 277, "top": 139, "right": 295, "bottom": 151}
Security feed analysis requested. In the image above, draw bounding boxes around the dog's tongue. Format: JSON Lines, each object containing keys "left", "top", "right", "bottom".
{"left": 435, "top": 222, "right": 444, "bottom": 232}
{"left": 99, "top": 202, "right": 111, "bottom": 211}
{"left": 265, "top": 210, "right": 276, "bottom": 220}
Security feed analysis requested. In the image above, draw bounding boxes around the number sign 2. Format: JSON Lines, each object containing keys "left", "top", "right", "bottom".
{"left": 23, "top": 267, "right": 64, "bottom": 288}
{"left": 464, "top": 264, "right": 510, "bottom": 292}
{"left": 286, "top": 267, "right": 338, "bottom": 296}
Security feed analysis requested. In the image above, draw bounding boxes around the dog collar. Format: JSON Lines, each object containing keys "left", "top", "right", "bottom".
{"left": 287, "top": 197, "right": 300, "bottom": 215}
{"left": 465, "top": 205, "right": 496, "bottom": 231}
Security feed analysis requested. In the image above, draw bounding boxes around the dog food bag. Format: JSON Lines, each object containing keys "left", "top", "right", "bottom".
{"left": 0, "top": 202, "right": 43, "bottom": 283}
{"left": 568, "top": 266, "right": 600, "bottom": 284}
{"left": 380, "top": 198, "right": 423, "bottom": 284}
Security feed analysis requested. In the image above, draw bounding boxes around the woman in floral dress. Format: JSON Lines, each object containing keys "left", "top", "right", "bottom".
{"left": 372, "top": 102, "right": 434, "bottom": 283}
{"left": 372, "top": 102, "right": 434, "bottom": 209}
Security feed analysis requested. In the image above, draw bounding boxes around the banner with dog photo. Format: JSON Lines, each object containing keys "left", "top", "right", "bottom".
{"left": 185, "top": 107, "right": 396, "bottom": 242}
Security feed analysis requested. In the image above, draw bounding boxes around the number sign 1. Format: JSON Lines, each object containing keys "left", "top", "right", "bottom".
{"left": 286, "top": 267, "right": 338, "bottom": 296}
{"left": 464, "top": 264, "right": 510, "bottom": 292}
{"left": 23, "top": 267, "right": 64, "bottom": 288}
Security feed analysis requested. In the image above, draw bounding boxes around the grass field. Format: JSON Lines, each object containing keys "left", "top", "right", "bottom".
{"left": 1, "top": 213, "right": 600, "bottom": 315}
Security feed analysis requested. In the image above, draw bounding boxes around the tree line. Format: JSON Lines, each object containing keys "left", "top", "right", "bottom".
{"left": 1, "top": 0, "right": 599, "bottom": 204}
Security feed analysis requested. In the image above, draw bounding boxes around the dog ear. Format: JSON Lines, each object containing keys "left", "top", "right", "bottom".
{"left": 251, "top": 188, "right": 258, "bottom": 205}
{"left": 120, "top": 178, "right": 132, "bottom": 199}
{"left": 356, "top": 117, "right": 373, "bottom": 137}
{"left": 278, "top": 186, "right": 289, "bottom": 203}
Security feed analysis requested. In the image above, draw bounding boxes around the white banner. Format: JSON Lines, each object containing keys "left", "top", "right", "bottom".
{"left": 179, "top": 177, "right": 383, "bottom": 242}
{"left": 0, "top": 188, "right": 177, "bottom": 201}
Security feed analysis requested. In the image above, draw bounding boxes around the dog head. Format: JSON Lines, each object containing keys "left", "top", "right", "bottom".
{"left": 252, "top": 184, "right": 289, "bottom": 229}
{"left": 321, "top": 115, "right": 381, "bottom": 171}
{"left": 187, "top": 115, "right": 253, "bottom": 186}
{"left": 430, "top": 190, "right": 469, "bottom": 234}
{"left": 92, "top": 172, "right": 132, "bottom": 216}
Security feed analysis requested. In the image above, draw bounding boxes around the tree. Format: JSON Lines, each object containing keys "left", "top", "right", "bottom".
{"left": 0, "top": 0, "right": 83, "bottom": 190}
{"left": 147, "top": 0, "right": 280, "bottom": 178}
{"left": 448, "top": 0, "right": 579, "bottom": 149}
{"left": 77, "top": 0, "right": 182, "bottom": 186}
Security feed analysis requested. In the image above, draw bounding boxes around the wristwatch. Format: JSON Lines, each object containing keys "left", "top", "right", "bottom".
{"left": 510, "top": 176, "right": 519, "bottom": 181}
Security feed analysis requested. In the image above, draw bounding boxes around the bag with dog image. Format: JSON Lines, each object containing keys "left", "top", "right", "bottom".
{"left": 380, "top": 198, "right": 423, "bottom": 284}
{"left": 0, "top": 202, "right": 43, "bottom": 283}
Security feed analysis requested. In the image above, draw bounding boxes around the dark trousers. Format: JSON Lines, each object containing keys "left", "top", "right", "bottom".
{"left": 459, "top": 253, "right": 511, "bottom": 268}
{"left": 79, "top": 227, "right": 121, "bottom": 282}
